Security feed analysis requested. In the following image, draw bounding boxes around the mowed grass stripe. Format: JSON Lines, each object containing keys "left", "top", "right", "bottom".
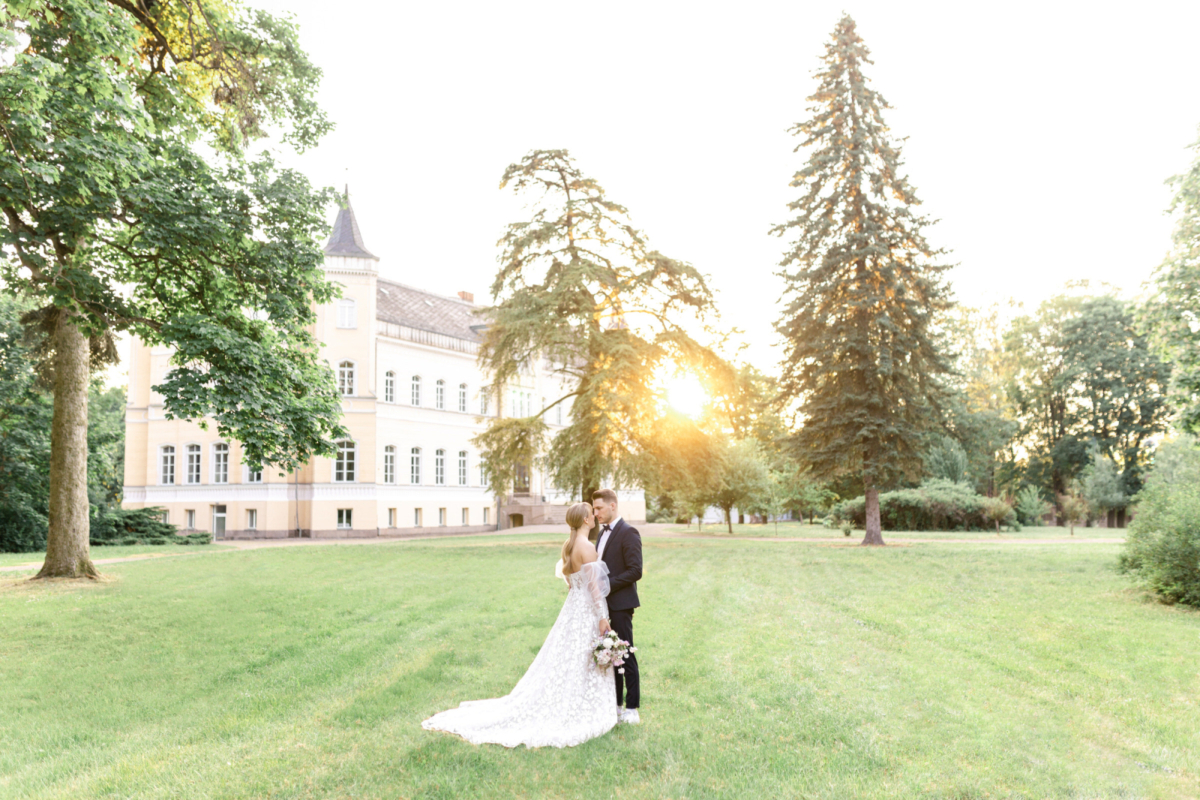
{"left": 1, "top": 537, "right": 1197, "bottom": 798}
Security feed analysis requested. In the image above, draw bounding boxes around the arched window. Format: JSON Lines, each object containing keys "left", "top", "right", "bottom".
{"left": 384, "top": 371, "right": 395, "bottom": 403}
{"left": 410, "top": 447, "right": 422, "bottom": 484}
{"left": 458, "top": 383, "right": 467, "bottom": 412}
{"left": 435, "top": 449, "right": 445, "bottom": 485}
{"left": 336, "top": 298, "right": 357, "bottom": 329}
{"left": 212, "top": 443, "right": 229, "bottom": 484}
{"left": 160, "top": 445, "right": 175, "bottom": 485}
{"left": 383, "top": 445, "right": 396, "bottom": 484}
{"left": 334, "top": 439, "right": 356, "bottom": 482}
{"left": 436, "top": 379, "right": 445, "bottom": 409}
{"left": 338, "top": 360, "right": 356, "bottom": 396}
{"left": 411, "top": 375, "right": 421, "bottom": 405}
{"left": 186, "top": 444, "right": 201, "bottom": 484}
{"left": 458, "top": 451, "right": 468, "bottom": 486}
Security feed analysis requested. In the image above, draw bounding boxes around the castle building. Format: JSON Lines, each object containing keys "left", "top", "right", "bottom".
{"left": 121, "top": 191, "right": 645, "bottom": 538}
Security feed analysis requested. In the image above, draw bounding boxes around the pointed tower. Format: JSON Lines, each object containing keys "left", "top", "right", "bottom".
{"left": 323, "top": 186, "right": 380, "bottom": 274}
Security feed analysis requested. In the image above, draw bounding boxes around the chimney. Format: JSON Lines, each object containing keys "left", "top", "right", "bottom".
{"left": 458, "top": 291, "right": 474, "bottom": 303}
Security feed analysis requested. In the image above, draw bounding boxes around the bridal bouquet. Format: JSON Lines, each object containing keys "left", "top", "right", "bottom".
{"left": 591, "top": 630, "right": 635, "bottom": 674}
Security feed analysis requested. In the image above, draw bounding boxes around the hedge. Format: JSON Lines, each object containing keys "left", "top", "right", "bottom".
{"left": 830, "top": 479, "right": 1018, "bottom": 532}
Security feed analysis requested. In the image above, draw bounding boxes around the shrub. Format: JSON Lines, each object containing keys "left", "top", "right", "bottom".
{"left": 90, "top": 507, "right": 211, "bottom": 546}
{"left": 1118, "top": 437, "right": 1200, "bottom": 607}
{"left": 1014, "top": 485, "right": 1051, "bottom": 525}
{"left": 830, "top": 479, "right": 1018, "bottom": 532}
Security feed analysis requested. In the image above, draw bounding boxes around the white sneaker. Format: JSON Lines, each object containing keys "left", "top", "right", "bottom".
{"left": 619, "top": 708, "right": 640, "bottom": 725}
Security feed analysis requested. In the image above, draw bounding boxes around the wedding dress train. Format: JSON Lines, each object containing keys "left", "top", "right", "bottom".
{"left": 421, "top": 561, "right": 618, "bottom": 748}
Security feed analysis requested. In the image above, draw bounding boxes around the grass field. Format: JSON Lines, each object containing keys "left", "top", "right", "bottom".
{"left": 1, "top": 532, "right": 1197, "bottom": 799}
{"left": 0, "top": 543, "right": 234, "bottom": 570}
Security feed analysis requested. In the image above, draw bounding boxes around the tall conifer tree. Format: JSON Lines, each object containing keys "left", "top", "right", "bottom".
{"left": 772, "top": 15, "right": 952, "bottom": 545}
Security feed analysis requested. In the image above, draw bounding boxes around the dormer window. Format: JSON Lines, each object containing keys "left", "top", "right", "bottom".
{"left": 336, "top": 298, "right": 357, "bottom": 329}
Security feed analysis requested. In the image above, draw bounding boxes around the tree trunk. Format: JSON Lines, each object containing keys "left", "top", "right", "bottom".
{"left": 725, "top": 507, "right": 733, "bottom": 534}
{"left": 36, "top": 313, "right": 97, "bottom": 580}
{"left": 861, "top": 484, "right": 885, "bottom": 546}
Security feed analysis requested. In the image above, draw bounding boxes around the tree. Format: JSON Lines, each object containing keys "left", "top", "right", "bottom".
{"left": 1, "top": 1, "right": 345, "bottom": 578}
{"left": 1140, "top": 127, "right": 1200, "bottom": 434}
{"left": 773, "top": 14, "right": 953, "bottom": 546}
{"left": 710, "top": 438, "right": 770, "bottom": 534}
{"left": 641, "top": 412, "right": 720, "bottom": 528}
{"left": 1013, "top": 485, "right": 1051, "bottom": 526}
{"left": 925, "top": 436, "right": 970, "bottom": 484}
{"left": 1058, "top": 487, "right": 1089, "bottom": 537}
{"left": 1007, "top": 294, "right": 1172, "bottom": 509}
{"left": 979, "top": 496, "right": 1013, "bottom": 536}
{"left": 475, "top": 150, "right": 725, "bottom": 503}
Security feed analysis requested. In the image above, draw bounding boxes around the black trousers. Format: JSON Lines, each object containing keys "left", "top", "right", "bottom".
{"left": 609, "top": 607, "right": 640, "bottom": 709}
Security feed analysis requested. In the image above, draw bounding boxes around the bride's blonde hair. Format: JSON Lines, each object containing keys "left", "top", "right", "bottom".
{"left": 560, "top": 502, "right": 593, "bottom": 578}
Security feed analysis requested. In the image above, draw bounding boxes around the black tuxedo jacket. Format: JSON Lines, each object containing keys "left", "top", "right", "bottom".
{"left": 598, "top": 518, "right": 642, "bottom": 611}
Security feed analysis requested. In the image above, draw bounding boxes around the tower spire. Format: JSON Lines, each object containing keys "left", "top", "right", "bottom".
{"left": 323, "top": 185, "right": 378, "bottom": 260}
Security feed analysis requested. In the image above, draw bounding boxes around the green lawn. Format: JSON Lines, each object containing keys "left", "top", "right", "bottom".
{"left": 667, "top": 521, "right": 1128, "bottom": 541}
{"left": 0, "top": 543, "right": 234, "bottom": 570}
{"left": 1, "top": 534, "right": 1196, "bottom": 799}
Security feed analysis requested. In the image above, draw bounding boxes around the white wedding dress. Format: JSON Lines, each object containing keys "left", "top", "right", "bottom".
{"left": 422, "top": 560, "right": 618, "bottom": 748}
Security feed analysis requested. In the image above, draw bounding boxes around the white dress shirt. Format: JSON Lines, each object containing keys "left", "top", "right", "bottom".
{"left": 596, "top": 516, "right": 623, "bottom": 560}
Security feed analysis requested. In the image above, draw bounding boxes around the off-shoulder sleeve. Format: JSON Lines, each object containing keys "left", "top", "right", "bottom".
{"left": 580, "top": 561, "right": 610, "bottom": 620}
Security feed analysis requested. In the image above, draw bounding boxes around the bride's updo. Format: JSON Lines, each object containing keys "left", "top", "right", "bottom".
{"left": 560, "top": 502, "right": 593, "bottom": 577}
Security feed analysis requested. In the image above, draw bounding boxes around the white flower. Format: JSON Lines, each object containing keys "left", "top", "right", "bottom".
{"left": 617, "top": 668, "right": 625, "bottom": 674}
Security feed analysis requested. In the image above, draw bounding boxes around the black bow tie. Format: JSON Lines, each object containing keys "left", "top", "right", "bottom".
{"left": 601, "top": 524, "right": 611, "bottom": 533}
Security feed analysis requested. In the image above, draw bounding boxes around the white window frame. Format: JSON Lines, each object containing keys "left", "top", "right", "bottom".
{"left": 414, "top": 508, "right": 423, "bottom": 527}
{"left": 387, "top": 508, "right": 396, "bottom": 528}
{"left": 247, "top": 508, "right": 258, "bottom": 530}
{"left": 483, "top": 507, "right": 490, "bottom": 525}
{"left": 435, "top": 449, "right": 445, "bottom": 485}
{"left": 410, "top": 447, "right": 422, "bottom": 484}
{"left": 212, "top": 443, "right": 229, "bottom": 484}
{"left": 458, "top": 383, "right": 467, "bottom": 412}
{"left": 384, "top": 371, "right": 395, "bottom": 403}
{"left": 334, "top": 439, "right": 357, "bottom": 483}
{"left": 438, "top": 507, "right": 446, "bottom": 527}
{"left": 462, "top": 507, "right": 469, "bottom": 525}
{"left": 480, "top": 386, "right": 490, "bottom": 416}
{"left": 185, "top": 509, "right": 196, "bottom": 529}
{"left": 458, "top": 451, "right": 468, "bottom": 486}
{"left": 246, "top": 464, "right": 262, "bottom": 483}
{"left": 436, "top": 379, "right": 445, "bottom": 410}
{"left": 338, "top": 360, "right": 356, "bottom": 396}
{"left": 383, "top": 445, "right": 396, "bottom": 484}
{"left": 185, "top": 443, "right": 201, "bottom": 484}
{"left": 337, "top": 508, "right": 353, "bottom": 529}
{"left": 411, "top": 375, "right": 421, "bottom": 405}
{"left": 336, "top": 298, "right": 357, "bottom": 329}
{"left": 160, "top": 445, "right": 176, "bottom": 485}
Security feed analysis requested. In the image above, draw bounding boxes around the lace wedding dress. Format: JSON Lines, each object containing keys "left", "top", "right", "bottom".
{"left": 422, "top": 561, "right": 618, "bottom": 748}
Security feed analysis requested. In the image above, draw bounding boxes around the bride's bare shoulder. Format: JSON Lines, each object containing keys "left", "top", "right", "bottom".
{"left": 572, "top": 535, "right": 598, "bottom": 563}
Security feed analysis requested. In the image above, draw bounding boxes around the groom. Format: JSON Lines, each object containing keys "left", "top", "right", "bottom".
{"left": 591, "top": 489, "right": 643, "bottom": 725}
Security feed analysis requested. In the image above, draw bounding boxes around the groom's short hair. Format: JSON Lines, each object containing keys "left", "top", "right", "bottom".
{"left": 592, "top": 488, "right": 618, "bottom": 505}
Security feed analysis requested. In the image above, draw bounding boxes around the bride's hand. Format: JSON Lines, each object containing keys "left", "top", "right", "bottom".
{"left": 599, "top": 618, "right": 611, "bottom": 635}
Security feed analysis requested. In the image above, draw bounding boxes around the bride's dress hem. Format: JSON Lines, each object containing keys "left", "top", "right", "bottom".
{"left": 421, "top": 561, "right": 618, "bottom": 749}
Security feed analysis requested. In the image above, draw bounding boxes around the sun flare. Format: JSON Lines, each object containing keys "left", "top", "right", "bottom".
{"left": 665, "top": 374, "right": 708, "bottom": 418}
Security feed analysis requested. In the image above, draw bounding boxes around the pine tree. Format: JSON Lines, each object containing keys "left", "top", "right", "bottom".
{"left": 772, "top": 15, "right": 953, "bottom": 546}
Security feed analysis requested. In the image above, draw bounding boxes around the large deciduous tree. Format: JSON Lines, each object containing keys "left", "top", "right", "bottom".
{"left": 0, "top": 1, "right": 345, "bottom": 578}
{"left": 772, "top": 14, "right": 953, "bottom": 546}
{"left": 1006, "top": 294, "right": 1171, "bottom": 506}
{"left": 1141, "top": 127, "right": 1200, "bottom": 433}
{"left": 475, "top": 149, "right": 725, "bottom": 505}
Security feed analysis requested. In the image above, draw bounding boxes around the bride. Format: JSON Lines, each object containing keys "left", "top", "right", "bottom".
{"left": 421, "top": 502, "right": 619, "bottom": 748}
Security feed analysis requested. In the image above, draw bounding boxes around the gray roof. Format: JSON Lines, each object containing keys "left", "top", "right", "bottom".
{"left": 324, "top": 187, "right": 378, "bottom": 259}
{"left": 376, "top": 279, "right": 483, "bottom": 342}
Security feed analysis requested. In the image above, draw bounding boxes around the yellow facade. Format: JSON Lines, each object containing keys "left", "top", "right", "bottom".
{"left": 121, "top": 193, "right": 645, "bottom": 539}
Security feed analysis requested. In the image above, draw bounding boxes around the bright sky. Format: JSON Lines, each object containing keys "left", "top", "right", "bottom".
{"left": 252, "top": 0, "right": 1200, "bottom": 374}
